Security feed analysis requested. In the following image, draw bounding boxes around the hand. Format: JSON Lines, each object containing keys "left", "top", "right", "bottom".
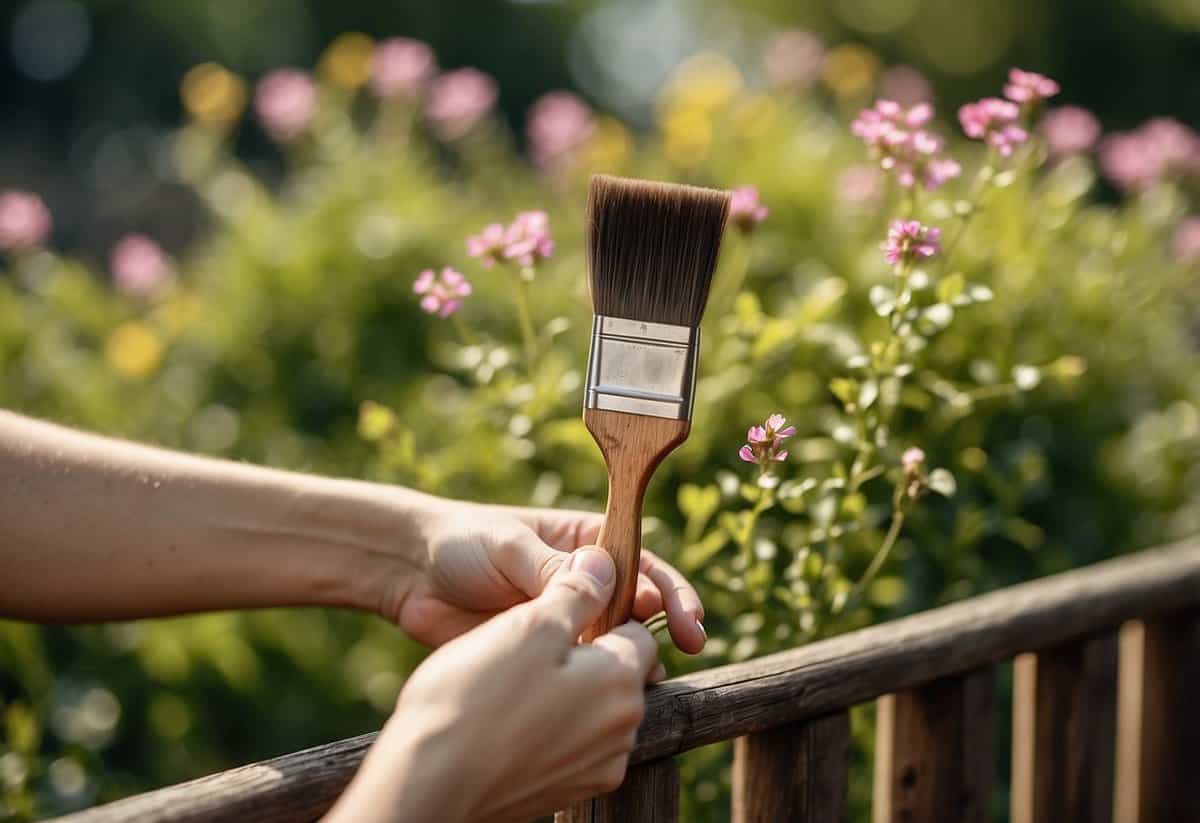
{"left": 326, "top": 549, "right": 658, "bottom": 823}
{"left": 391, "top": 500, "right": 706, "bottom": 654}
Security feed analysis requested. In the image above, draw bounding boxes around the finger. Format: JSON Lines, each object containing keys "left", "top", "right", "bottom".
{"left": 510, "top": 507, "right": 603, "bottom": 551}
{"left": 575, "top": 621, "right": 658, "bottom": 683}
{"left": 491, "top": 524, "right": 569, "bottom": 599}
{"left": 531, "top": 548, "right": 616, "bottom": 642}
{"left": 640, "top": 550, "right": 706, "bottom": 655}
{"left": 631, "top": 572, "right": 664, "bottom": 620}
{"left": 396, "top": 597, "right": 494, "bottom": 647}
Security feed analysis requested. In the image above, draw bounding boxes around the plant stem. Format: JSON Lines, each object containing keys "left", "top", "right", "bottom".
{"left": 451, "top": 314, "right": 477, "bottom": 346}
{"left": 513, "top": 275, "right": 539, "bottom": 369}
{"left": 849, "top": 492, "right": 907, "bottom": 604}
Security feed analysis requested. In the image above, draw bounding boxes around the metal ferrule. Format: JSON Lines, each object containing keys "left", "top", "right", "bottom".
{"left": 585, "top": 315, "right": 699, "bottom": 420}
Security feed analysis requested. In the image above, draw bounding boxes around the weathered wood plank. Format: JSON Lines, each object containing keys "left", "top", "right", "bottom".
{"left": 1010, "top": 632, "right": 1117, "bottom": 823}
{"left": 1114, "top": 611, "right": 1200, "bottom": 823}
{"left": 555, "top": 757, "right": 678, "bottom": 823}
{"left": 56, "top": 539, "right": 1200, "bottom": 823}
{"left": 872, "top": 668, "right": 993, "bottom": 823}
{"left": 731, "top": 711, "right": 850, "bottom": 823}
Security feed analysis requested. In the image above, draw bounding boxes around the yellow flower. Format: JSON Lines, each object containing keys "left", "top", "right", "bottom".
{"left": 320, "top": 32, "right": 375, "bottom": 90}
{"left": 662, "top": 107, "right": 712, "bottom": 168}
{"left": 358, "top": 400, "right": 396, "bottom": 441}
{"left": 180, "top": 63, "right": 247, "bottom": 131}
{"left": 821, "top": 44, "right": 880, "bottom": 100}
{"left": 105, "top": 323, "right": 163, "bottom": 379}
{"left": 581, "top": 117, "right": 633, "bottom": 172}
{"left": 658, "top": 53, "right": 743, "bottom": 119}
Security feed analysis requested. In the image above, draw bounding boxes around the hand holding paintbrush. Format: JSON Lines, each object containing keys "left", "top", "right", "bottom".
{"left": 582, "top": 174, "right": 731, "bottom": 641}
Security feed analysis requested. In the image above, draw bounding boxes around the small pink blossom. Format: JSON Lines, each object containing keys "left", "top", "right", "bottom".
{"left": 413, "top": 266, "right": 472, "bottom": 317}
{"left": 883, "top": 220, "right": 941, "bottom": 267}
{"left": 468, "top": 211, "right": 554, "bottom": 269}
{"left": 739, "top": 414, "right": 796, "bottom": 465}
{"left": 763, "top": 29, "right": 824, "bottom": 91}
{"left": 369, "top": 38, "right": 436, "bottom": 100}
{"left": 901, "top": 446, "right": 926, "bottom": 475}
{"left": 1040, "top": 106, "right": 1100, "bottom": 159}
{"left": 0, "top": 190, "right": 51, "bottom": 251}
{"left": 1003, "top": 68, "right": 1059, "bottom": 105}
{"left": 425, "top": 68, "right": 497, "bottom": 141}
{"left": 1173, "top": 217, "right": 1200, "bottom": 265}
{"left": 255, "top": 69, "right": 317, "bottom": 143}
{"left": 851, "top": 99, "right": 961, "bottom": 190}
{"left": 111, "top": 234, "right": 173, "bottom": 298}
{"left": 958, "top": 97, "right": 1027, "bottom": 157}
{"left": 1099, "top": 117, "right": 1200, "bottom": 191}
{"left": 729, "top": 186, "right": 769, "bottom": 232}
{"left": 526, "top": 91, "right": 595, "bottom": 170}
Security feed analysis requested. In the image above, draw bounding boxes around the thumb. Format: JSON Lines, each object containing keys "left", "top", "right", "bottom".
{"left": 529, "top": 548, "right": 615, "bottom": 641}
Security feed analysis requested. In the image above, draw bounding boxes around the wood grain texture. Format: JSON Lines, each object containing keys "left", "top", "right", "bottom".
{"left": 732, "top": 711, "right": 850, "bottom": 823}
{"left": 1010, "top": 632, "right": 1117, "bottom": 823}
{"left": 583, "top": 408, "right": 689, "bottom": 640}
{"left": 1114, "top": 611, "right": 1200, "bottom": 823}
{"left": 556, "top": 758, "right": 679, "bottom": 823}
{"left": 57, "top": 539, "right": 1200, "bottom": 823}
{"left": 872, "top": 668, "right": 993, "bottom": 823}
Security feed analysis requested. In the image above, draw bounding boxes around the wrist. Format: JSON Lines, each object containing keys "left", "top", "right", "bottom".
{"left": 285, "top": 475, "right": 439, "bottom": 618}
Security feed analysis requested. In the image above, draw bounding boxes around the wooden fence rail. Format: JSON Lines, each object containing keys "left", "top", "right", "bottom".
{"left": 56, "top": 538, "right": 1200, "bottom": 823}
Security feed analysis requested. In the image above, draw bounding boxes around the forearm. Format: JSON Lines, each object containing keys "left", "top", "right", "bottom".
{"left": 0, "top": 410, "right": 430, "bottom": 623}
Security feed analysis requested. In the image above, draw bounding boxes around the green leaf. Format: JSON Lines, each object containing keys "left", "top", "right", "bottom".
{"left": 859, "top": 380, "right": 879, "bottom": 409}
{"left": 677, "top": 483, "right": 720, "bottom": 524}
{"left": 829, "top": 377, "right": 857, "bottom": 406}
{"left": 1013, "top": 365, "right": 1041, "bottom": 390}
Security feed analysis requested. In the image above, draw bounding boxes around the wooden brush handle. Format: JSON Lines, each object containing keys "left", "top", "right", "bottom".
{"left": 582, "top": 409, "right": 690, "bottom": 641}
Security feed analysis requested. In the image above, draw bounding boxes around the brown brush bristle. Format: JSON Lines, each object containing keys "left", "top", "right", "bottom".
{"left": 586, "top": 174, "right": 731, "bottom": 327}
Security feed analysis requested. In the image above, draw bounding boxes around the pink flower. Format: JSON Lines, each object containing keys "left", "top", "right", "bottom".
{"left": 526, "top": 91, "right": 595, "bottom": 170}
{"left": 1173, "top": 217, "right": 1200, "bottom": 265}
{"left": 729, "top": 186, "right": 769, "bottom": 232}
{"left": 851, "top": 99, "right": 961, "bottom": 190}
{"left": 738, "top": 414, "right": 796, "bottom": 465}
{"left": 1003, "top": 68, "right": 1059, "bottom": 105}
{"left": 111, "top": 234, "right": 172, "bottom": 298}
{"left": 425, "top": 68, "right": 497, "bottom": 140}
{"left": 413, "top": 266, "right": 472, "bottom": 317}
{"left": 883, "top": 220, "right": 941, "bottom": 267}
{"left": 255, "top": 69, "right": 317, "bottom": 142}
{"left": 1040, "top": 106, "right": 1100, "bottom": 159}
{"left": 1099, "top": 117, "right": 1200, "bottom": 191}
{"left": 878, "top": 65, "right": 933, "bottom": 107}
{"left": 369, "top": 38, "right": 436, "bottom": 100}
{"left": 0, "top": 190, "right": 51, "bottom": 251}
{"left": 958, "top": 97, "right": 1027, "bottom": 157}
{"left": 763, "top": 29, "right": 824, "bottom": 91}
{"left": 466, "top": 222, "right": 507, "bottom": 268}
{"left": 502, "top": 211, "right": 554, "bottom": 268}
{"left": 901, "top": 446, "right": 926, "bottom": 475}
{"left": 468, "top": 211, "right": 554, "bottom": 269}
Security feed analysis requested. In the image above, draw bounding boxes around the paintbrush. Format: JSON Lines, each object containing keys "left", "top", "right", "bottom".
{"left": 582, "top": 174, "right": 731, "bottom": 640}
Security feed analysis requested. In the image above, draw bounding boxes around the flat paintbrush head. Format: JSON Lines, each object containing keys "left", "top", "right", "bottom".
{"left": 587, "top": 174, "right": 731, "bottom": 327}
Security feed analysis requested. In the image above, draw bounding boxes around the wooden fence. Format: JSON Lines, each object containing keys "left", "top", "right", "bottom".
{"left": 57, "top": 538, "right": 1200, "bottom": 822}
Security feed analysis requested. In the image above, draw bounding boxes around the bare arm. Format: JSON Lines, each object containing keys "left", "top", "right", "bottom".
{"left": 0, "top": 410, "right": 425, "bottom": 622}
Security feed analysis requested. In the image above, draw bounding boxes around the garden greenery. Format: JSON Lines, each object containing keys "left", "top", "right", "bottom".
{"left": 1, "top": 30, "right": 1198, "bottom": 822}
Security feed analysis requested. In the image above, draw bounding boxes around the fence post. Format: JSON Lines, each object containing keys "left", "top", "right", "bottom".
{"left": 1010, "top": 632, "right": 1117, "bottom": 823}
{"left": 556, "top": 757, "right": 679, "bottom": 823}
{"left": 872, "top": 667, "right": 993, "bottom": 823}
{"left": 731, "top": 711, "right": 850, "bottom": 823}
{"left": 1114, "top": 612, "right": 1200, "bottom": 823}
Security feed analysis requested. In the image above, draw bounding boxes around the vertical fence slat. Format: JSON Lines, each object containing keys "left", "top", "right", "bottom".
{"left": 1114, "top": 612, "right": 1200, "bottom": 823}
{"left": 555, "top": 757, "right": 678, "bottom": 823}
{"left": 1010, "top": 632, "right": 1117, "bottom": 823}
{"left": 872, "top": 667, "right": 993, "bottom": 823}
{"left": 731, "top": 711, "right": 850, "bottom": 823}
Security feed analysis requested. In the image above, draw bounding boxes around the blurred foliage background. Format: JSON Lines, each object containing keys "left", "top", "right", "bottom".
{"left": 1, "top": 0, "right": 1198, "bottom": 820}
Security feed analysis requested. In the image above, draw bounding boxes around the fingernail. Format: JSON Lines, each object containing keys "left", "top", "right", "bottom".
{"left": 695, "top": 618, "right": 707, "bottom": 643}
{"left": 649, "top": 662, "right": 667, "bottom": 683}
{"left": 571, "top": 549, "right": 614, "bottom": 585}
